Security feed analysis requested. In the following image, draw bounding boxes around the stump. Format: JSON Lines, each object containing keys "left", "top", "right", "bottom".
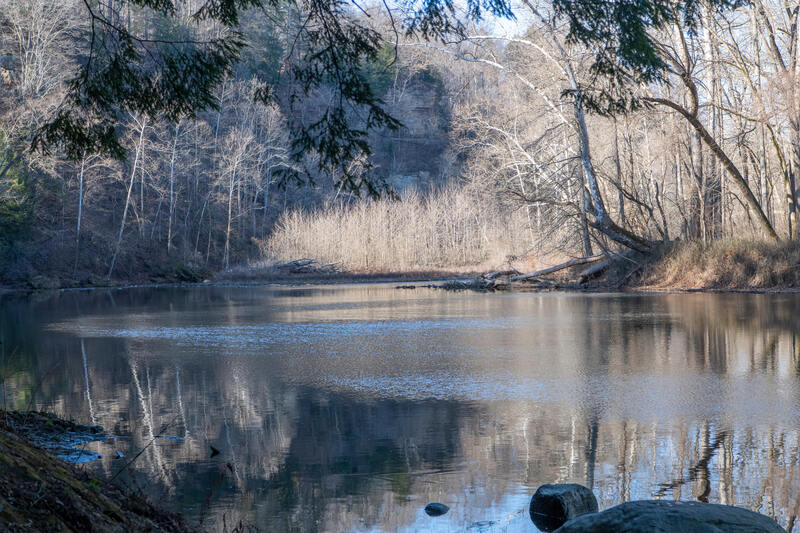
{"left": 529, "top": 483, "right": 598, "bottom": 531}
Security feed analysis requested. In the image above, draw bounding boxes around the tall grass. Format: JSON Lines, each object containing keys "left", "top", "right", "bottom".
{"left": 643, "top": 239, "right": 800, "bottom": 289}
{"left": 262, "top": 185, "right": 534, "bottom": 272}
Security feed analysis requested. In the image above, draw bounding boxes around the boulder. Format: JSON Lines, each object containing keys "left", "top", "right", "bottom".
{"left": 424, "top": 503, "right": 449, "bottom": 516}
{"left": 555, "top": 500, "right": 786, "bottom": 533}
{"left": 529, "top": 484, "right": 598, "bottom": 532}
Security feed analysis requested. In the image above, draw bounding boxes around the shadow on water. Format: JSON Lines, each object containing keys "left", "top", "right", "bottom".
{"left": 3, "top": 287, "right": 800, "bottom": 531}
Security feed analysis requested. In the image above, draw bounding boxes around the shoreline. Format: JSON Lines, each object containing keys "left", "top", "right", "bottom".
{"left": 0, "top": 271, "right": 479, "bottom": 295}
{"left": 5, "top": 272, "right": 800, "bottom": 296}
{"left": 0, "top": 410, "right": 196, "bottom": 532}
{"left": 5, "top": 278, "right": 800, "bottom": 297}
{"left": 6, "top": 238, "right": 800, "bottom": 296}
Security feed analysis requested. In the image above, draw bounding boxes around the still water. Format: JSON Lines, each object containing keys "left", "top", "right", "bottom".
{"left": 2, "top": 285, "right": 800, "bottom": 531}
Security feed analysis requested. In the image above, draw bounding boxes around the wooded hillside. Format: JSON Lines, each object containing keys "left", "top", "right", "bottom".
{"left": 2, "top": 0, "right": 799, "bottom": 287}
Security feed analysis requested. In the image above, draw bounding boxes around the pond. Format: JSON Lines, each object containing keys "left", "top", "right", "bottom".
{"left": 1, "top": 285, "right": 799, "bottom": 532}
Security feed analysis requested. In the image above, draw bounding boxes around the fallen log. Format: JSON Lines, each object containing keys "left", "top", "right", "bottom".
{"left": 510, "top": 253, "right": 608, "bottom": 282}
{"left": 485, "top": 268, "right": 520, "bottom": 280}
{"left": 273, "top": 258, "right": 347, "bottom": 275}
{"left": 279, "top": 258, "right": 316, "bottom": 268}
{"left": 576, "top": 257, "right": 616, "bottom": 284}
{"left": 577, "top": 249, "right": 638, "bottom": 284}
{"left": 526, "top": 277, "right": 552, "bottom": 285}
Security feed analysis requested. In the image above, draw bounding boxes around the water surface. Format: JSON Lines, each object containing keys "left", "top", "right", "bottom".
{"left": 2, "top": 285, "right": 799, "bottom": 531}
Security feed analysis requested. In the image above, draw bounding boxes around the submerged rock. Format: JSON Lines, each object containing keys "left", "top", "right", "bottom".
{"left": 529, "top": 484, "right": 598, "bottom": 532}
{"left": 555, "top": 500, "right": 786, "bottom": 533}
{"left": 424, "top": 502, "right": 450, "bottom": 516}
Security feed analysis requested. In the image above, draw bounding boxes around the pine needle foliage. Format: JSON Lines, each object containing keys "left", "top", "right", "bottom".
{"left": 552, "top": 0, "right": 745, "bottom": 114}
{"left": 32, "top": 0, "right": 743, "bottom": 193}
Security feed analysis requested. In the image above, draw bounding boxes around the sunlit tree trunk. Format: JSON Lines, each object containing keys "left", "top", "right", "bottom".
{"left": 108, "top": 116, "right": 147, "bottom": 279}
{"left": 74, "top": 152, "right": 87, "bottom": 274}
{"left": 167, "top": 121, "right": 180, "bottom": 253}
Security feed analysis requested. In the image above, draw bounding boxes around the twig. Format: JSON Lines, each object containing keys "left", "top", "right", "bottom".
{"left": 109, "top": 413, "right": 181, "bottom": 482}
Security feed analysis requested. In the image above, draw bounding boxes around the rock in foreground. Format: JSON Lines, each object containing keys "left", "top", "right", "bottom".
{"left": 529, "top": 483, "right": 598, "bottom": 531}
{"left": 555, "top": 500, "right": 786, "bottom": 533}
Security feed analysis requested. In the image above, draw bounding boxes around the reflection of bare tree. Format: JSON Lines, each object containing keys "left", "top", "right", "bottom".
{"left": 130, "top": 359, "right": 170, "bottom": 486}
{"left": 80, "top": 339, "right": 96, "bottom": 426}
{"left": 6, "top": 289, "right": 800, "bottom": 530}
{"left": 175, "top": 365, "right": 188, "bottom": 438}
{"left": 655, "top": 425, "right": 726, "bottom": 501}
{"left": 586, "top": 415, "right": 598, "bottom": 489}
{"left": 617, "top": 422, "right": 635, "bottom": 502}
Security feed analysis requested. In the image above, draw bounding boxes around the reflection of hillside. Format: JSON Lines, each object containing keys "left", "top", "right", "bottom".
{"left": 1, "top": 288, "right": 800, "bottom": 531}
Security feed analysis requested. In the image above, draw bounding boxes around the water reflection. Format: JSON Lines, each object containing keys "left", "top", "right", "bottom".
{"left": 2, "top": 287, "right": 800, "bottom": 531}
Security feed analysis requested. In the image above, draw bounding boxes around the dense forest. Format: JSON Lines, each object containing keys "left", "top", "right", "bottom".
{"left": 2, "top": 0, "right": 800, "bottom": 287}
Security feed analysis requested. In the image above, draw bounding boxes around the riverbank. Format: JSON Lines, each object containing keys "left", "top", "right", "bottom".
{"left": 216, "top": 239, "right": 800, "bottom": 293}
{"left": 4, "top": 239, "right": 800, "bottom": 294}
{"left": 438, "top": 239, "right": 800, "bottom": 293}
{"left": 0, "top": 411, "right": 196, "bottom": 532}
{"left": 638, "top": 239, "right": 800, "bottom": 290}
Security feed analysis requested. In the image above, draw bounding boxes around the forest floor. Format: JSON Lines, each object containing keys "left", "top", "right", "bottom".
{"left": 0, "top": 410, "right": 197, "bottom": 533}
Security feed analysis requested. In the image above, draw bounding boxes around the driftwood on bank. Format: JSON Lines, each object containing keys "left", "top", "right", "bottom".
{"left": 576, "top": 259, "right": 611, "bottom": 284}
{"left": 485, "top": 268, "right": 521, "bottom": 280}
{"left": 510, "top": 253, "right": 608, "bottom": 281}
{"left": 276, "top": 258, "right": 343, "bottom": 274}
{"left": 440, "top": 278, "right": 510, "bottom": 291}
{"left": 574, "top": 248, "right": 640, "bottom": 284}
{"left": 466, "top": 247, "right": 647, "bottom": 292}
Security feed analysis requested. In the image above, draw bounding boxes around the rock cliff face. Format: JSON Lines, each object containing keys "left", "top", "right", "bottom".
{"left": 371, "top": 70, "right": 452, "bottom": 191}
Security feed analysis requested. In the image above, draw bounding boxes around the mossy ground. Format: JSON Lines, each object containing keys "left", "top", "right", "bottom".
{"left": 0, "top": 411, "right": 197, "bottom": 533}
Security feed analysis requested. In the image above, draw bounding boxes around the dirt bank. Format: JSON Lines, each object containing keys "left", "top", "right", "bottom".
{"left": 638, "top": 239, "right": 800, "bottom": 291}
{"left": 0, "top": 411, "right": 196, "bottom": 533}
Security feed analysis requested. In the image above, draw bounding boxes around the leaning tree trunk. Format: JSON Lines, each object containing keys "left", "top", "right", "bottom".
{"left": 528, "top": 8, "right": 652, "bottom": 253}
{"left": 570, "top": 84, "right": 652, "bottom": 253}
{"left": 645, "top": 97, "right": 778, "bottom": 241}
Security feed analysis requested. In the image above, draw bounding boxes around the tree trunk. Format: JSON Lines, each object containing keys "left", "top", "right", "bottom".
{"left": 167, "top": 122, "right": 179, "bottom": 253}
{"left": 569, "top": 71, "right": 651, "bottom": 252}
{"left": 223, "top": 163, "right": 238, "bottom": 269}
{"left": 645, "top": 97, "right": 779, "bottom": 241}
{"left": 613, "top": 118, "right": 625, "bottom": 225}
{"left": 108, "top": 117, "right": 147, "bottom": 279}
{"left": 74, "top": 152, "right": 87, "bottom": 274}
